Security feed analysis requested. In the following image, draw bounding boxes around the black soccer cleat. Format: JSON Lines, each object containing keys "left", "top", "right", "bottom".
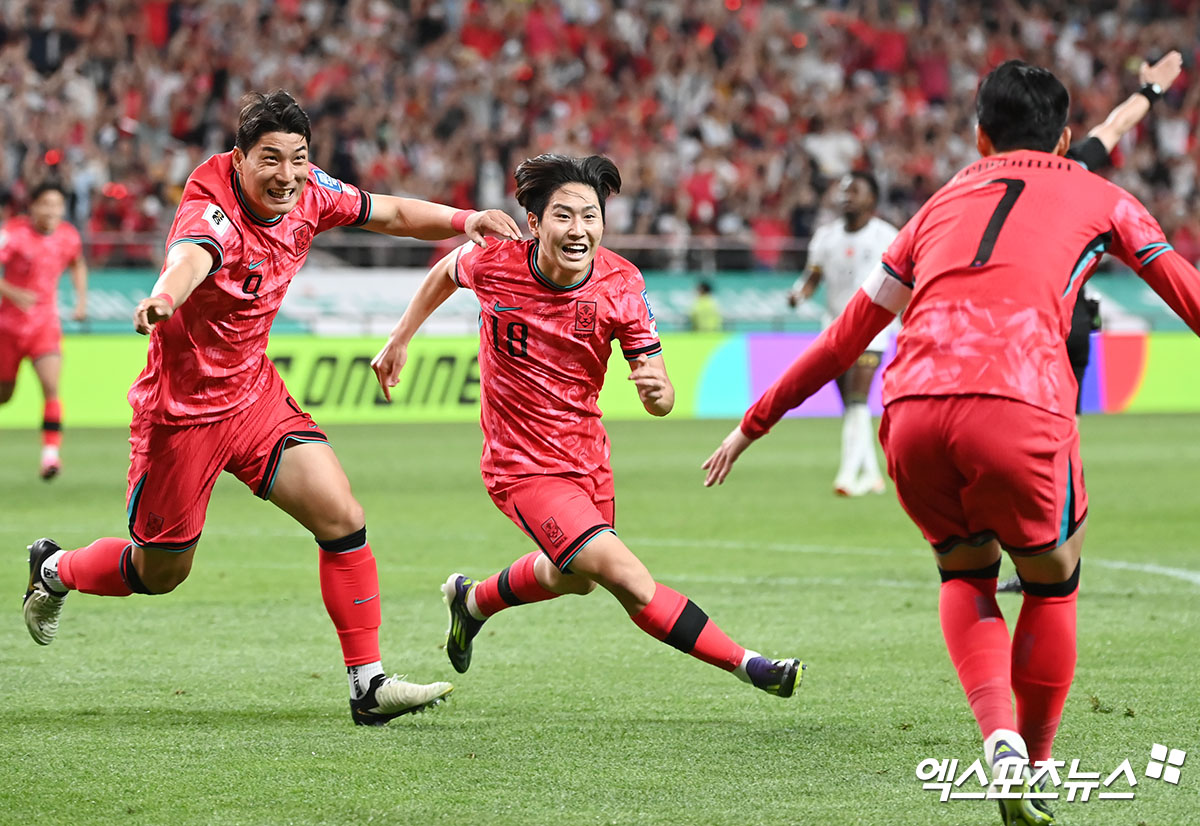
{"left": 24, "top": 538, "right": 67, "bottom": 645}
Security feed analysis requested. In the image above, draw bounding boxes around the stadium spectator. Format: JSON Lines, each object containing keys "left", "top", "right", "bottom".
{"left": 371, "top": 153, "right": 804, "bottom": 700}
{"left": 787, "top": 171, "right": 896, "bottom": 497}
{"left": 0, "top": 179, "right": 87, "bottom": 479}
{"left": 688, "top": 280, "right": 723, "bottom": 332}
{"left": 703, "top": 60, "right": 1200, "bottom": 826}
{"left": 21, "top": 90, "right": 523, "bottom": 727}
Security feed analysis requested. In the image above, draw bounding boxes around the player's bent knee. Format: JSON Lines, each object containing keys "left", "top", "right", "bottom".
{"left": 1018, "top": 560, "right": 1081, "bottom": 597}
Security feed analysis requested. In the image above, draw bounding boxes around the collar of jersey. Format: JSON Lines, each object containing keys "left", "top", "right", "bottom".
{"left": 230, "top": 170, "right": 285, "bottom": 227}
{"left": 527, "top": 242, "right": 594, "bottom": 292}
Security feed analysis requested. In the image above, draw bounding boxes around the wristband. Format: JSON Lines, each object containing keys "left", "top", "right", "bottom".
{"left": 1138, "top": 82, "right": 1163, "bottom": 105}
{"left": 154, "top": 292, "right": 175, "bottom": 308}
{"left": 451, "top": 209, "right": 475, "bottom": 233}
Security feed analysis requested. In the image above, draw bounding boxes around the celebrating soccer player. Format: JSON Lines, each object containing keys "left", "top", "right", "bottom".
{"left": 704, "top": 61, "right": 1200, "bottom": 825}
{"left": 21, "top": 90, "right": 523, "bottom": 726}
{"left": 787, "top": 171, "right": 897, "bottom": 497}
{"left": 0, "top": 181, "right": 88, "bottom": 480}
{"left": 372, "top": 154, "right": 804, "bottom": 699}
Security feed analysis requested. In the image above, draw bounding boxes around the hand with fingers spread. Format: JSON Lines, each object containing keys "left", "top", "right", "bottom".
{"left": 463, "top": 209, "right": 523, "bottom": 248}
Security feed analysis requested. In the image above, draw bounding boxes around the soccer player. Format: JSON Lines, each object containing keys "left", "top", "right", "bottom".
{"left": 21, "top": 90, "right": 523, "bottom": 726}
{"left": 996, "top": 48, "right": 1183, "bottom": 594}
{"left": 371, "top": 154, "right": 803, "bottom": 699}
{"left": 787, "top": 172, "right": 897, "bottom": 497}
{"left": 703, "top": 62, "right": 1200, "bottom": 825}
{"left": 0, "top": 181, "right": 88, "bottom": 480}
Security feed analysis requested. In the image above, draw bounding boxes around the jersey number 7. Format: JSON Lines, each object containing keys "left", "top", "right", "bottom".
{"left": 970, "top": 178, "right": 1026, "bottom": 268}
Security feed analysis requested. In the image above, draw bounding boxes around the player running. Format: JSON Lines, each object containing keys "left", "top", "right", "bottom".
{"left": 787, "top": 171, "right": 896, "bottom": 497}
{"left": 372, "top": 154, "right": 803, "bottom": 699}
{"left": 703, "top": 61, "right": 1200, "bottom": 825}
{"left": 21, "top": 90, "right": 523, "bottom": 726}
{"left": 0, "top": 181, "right": 88, "bottom": 480}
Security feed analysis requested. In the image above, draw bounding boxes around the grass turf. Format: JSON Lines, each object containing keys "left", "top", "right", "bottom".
{"left": 1, "top": 415, "right": 1197, "bottom": 825}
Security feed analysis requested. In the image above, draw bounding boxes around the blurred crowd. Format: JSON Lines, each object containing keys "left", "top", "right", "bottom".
{"left": 2, "top": 0, "right": 1199, "bottom": 270}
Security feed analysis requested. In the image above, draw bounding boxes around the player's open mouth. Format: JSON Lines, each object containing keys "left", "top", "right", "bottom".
{"left": 562, "top": 243, "right": 589, "bottom": 259}
{"left": 267, "top": 187, "right": 295, "bottom": 201}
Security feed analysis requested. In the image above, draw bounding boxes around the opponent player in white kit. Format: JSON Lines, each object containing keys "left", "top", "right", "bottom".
{"left": 788, "top": 171, "right": 897, "bottom": 496}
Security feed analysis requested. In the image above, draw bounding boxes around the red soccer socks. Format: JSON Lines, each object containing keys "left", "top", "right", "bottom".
{"left": 1012, "top": 563, "right": 1080, "bottom": 763}
{"left": 631, "top": 582, "right": 745, "bottom": 671}
{"left": 472, "top": 551, "right": 561, "bottom": 617}
{"left": 939, "top": 565, "right": 1016, "bottom": 739}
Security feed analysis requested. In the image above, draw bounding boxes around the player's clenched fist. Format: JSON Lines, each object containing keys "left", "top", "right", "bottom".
{"left": 133, "top": 295, "right": 174, "bottom": 335}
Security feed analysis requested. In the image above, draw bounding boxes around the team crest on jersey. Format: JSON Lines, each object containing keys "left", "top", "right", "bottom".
{"left": 312, "top": 169, "right": 342, "bottom": 192}
{"left": 574, "top": 300, "right": 597, "bottom": 334}
{"left": 541, "top": 517, "right": 566, "bottom": 547}
{"left": 293, "top": 224, "right": 313, "bottom": 256}
{"left": 146, "top": 512, "right": 164, "bottom": 536}
{"left": 203, "top": 203, "right": 231, "bottom": 236}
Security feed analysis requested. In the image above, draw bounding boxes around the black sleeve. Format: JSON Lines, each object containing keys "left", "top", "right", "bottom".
{"left": 1066, "top": 136, "right": 1111, "bottom": 172}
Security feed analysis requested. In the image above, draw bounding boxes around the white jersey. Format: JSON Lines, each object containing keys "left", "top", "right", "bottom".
{"left": 801, "top": 215, "right": 899, "bottom": 350}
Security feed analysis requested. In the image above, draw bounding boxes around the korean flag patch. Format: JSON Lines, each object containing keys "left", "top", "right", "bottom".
{"left": 312, "top": 169, "right": 342, "bottom": 192}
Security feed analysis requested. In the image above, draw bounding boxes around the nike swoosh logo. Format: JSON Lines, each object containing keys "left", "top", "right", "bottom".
{"left": 493, "top": 301, "right": 522, "bottom": 312}
{"left": 353, "top": 594, "right": 379, "bottom": 605}
{"left": 247, "top": 257, "right": 268, "bottom": 270}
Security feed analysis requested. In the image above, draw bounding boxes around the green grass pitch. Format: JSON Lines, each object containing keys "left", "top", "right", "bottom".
{"left": 1, "top": 415, "right": 1197, "bottom": 825}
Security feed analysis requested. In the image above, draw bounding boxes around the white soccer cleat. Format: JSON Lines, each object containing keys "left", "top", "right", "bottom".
{"left": 349, "top": 673, "right": 453, "bottom": 726}
{"left": 24, "top": 538, "right": 67, "bottom": 645}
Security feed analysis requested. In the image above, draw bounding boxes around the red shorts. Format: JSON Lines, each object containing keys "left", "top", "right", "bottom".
{"left": 126, "top": 368, "right": 327, "bottom": 550}
{"left": 484, "top": 464, "right": 616, "bottom": 571}
{"left": 0, "top": 320, "right": 61, "bottom": 382}
{"left": 879, "top": 396, "right": 1087, "bottom": 555}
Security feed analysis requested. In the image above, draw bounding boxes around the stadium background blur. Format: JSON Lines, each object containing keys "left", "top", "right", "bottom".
{"left": 3, "top": 0, "right": 1199, "bottom": 281}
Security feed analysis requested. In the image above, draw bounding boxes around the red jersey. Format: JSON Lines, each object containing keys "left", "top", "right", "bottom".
{"left": 880, "top": 150, "right": 1174, "bottom": 418}
{"left": 743, "top": 149, "right": 1200, "bottom": 438}
{"left": 454, "top": 239, "right": 661, "bottom": 477}
{"left": 0, "top": 216, "right": 83, "bottom": 332}
{"left": 128, "top": 152, "right": 370, "bottom": 424}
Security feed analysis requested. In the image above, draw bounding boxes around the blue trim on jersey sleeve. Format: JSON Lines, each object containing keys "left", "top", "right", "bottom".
{"left": 168, "top": 237, "right": 224, "bottom": 275}
{"left": 622, "top": 342, "right": 663, "bottom": 360}
{"left": 1141, "top": 246, "right": 1172, "bottom": 267}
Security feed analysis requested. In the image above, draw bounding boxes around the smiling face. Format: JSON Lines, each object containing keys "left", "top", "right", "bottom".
{"left": 30, "top": 188, "right": 65, "bottom": 234}
{"left": 528, "top": 183, "right": 604, "bottom": 285}
{"left": 232, "top": 131, "right": 309, "bottom": 220}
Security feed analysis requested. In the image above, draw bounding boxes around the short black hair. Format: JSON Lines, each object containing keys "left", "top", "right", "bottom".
{"left": 29, "top": 180, "right": 66, "bottom": 202}
{"left": 976, "top": 60, "right": 1069, "bottom": 153}
{"left": 846, "top": 170, "right": 879, "bottom": 204}
{"left": 514, "top": 154, "right": 621, "bottom": 221}
{"left": 236, "top": 90, "right": 311, "bottom": 153}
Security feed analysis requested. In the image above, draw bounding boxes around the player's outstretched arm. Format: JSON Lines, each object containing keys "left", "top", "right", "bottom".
{"left": 371, "top": 247, "right": 461, "bottom": 402}
{"left": 628, "top": 353, "right": 674, "bottom": 416}
{"left": 1088, "top": 50, "right": 1182, "bottom": 153}
{"left": 361, "top": 196, "right": 521, "bottom": 248}
{"left": 133, "top": 241, "right": 212, "bottom": 334}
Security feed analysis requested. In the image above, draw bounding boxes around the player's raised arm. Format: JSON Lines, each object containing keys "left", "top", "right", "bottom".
{"left": 133, "top": 241, "right": 213, "bottom": 335}
{"left": 1087, "top": 50, "right": 1182, "bottom": 153}
{"left": 628, "top": 353, "right": 674, "bottom": 416}
{"left": 361, "top": 196, "right": 521, "bottom": 248}
{"left": 371, "top": 246, "right": 462, "bottom": 401}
